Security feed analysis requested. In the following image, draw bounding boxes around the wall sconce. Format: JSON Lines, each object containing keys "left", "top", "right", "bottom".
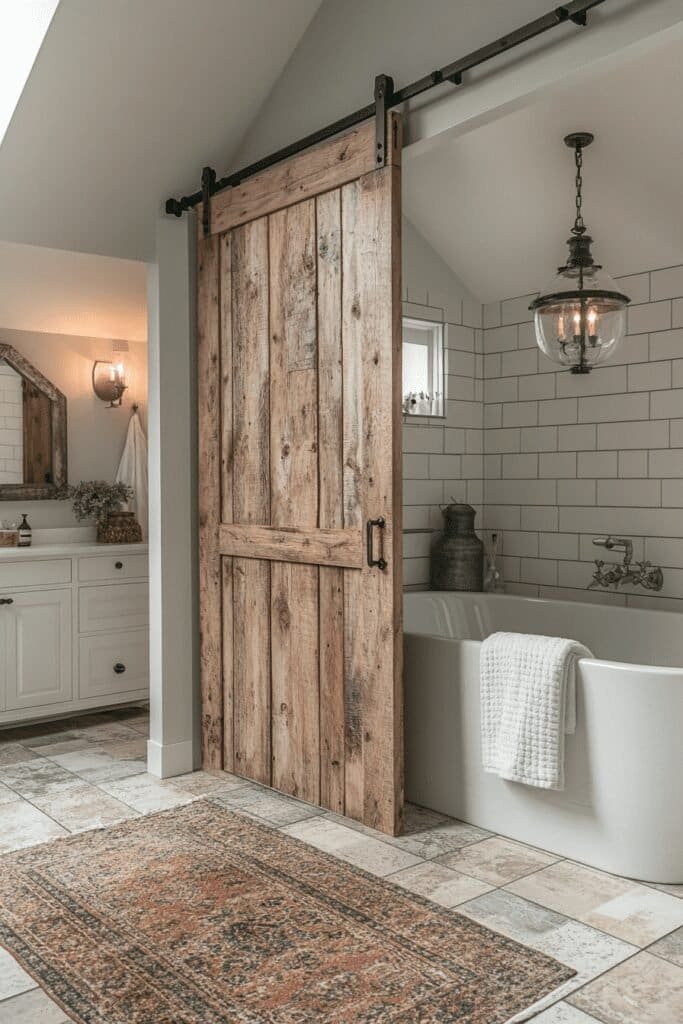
{"left": 92, "top": 360, "right": 127, "bottom": 408}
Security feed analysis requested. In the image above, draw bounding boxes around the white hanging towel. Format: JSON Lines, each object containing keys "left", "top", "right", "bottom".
{"left": 115, "top": 409, "right": 148, "bottom": 540}
{"left": 480, "top": 631, "right": 592, "bottom": 790}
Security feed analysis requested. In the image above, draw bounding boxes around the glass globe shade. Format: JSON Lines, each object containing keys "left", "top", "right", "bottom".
{"left": 531, "top": 263, "right": 629, "bottom": 372}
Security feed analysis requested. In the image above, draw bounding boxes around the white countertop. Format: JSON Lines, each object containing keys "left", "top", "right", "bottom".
{"left": 0, "top": 542, "right": 148, "bottom": 559}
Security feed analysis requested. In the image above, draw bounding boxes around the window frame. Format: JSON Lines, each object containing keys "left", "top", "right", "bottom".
{"left": 401, "top": 316, "right": 445, "bottom": 419}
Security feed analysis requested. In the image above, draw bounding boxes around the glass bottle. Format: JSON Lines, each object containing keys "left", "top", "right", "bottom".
{"left": 18, "top": 514, "right": 32, "bottom": 547}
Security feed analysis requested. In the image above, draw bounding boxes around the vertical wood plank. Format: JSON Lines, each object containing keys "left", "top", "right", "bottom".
{"left": 219, "top": 232, "right": 234, "bottom": 770}
{"left": 341, "top": 179, "right": 364, "bottom": 819}
{"left": 231, "top": 218, "right": 271, "bottom": 783}
{"left": 269, "top": 201, "right": 318, "bottom": 526}
{"left": 232, "top": 218, "right": 270, "bottom": 526}
{"left": 197, "top": 234, "right": 222, "bottom": 769}
{"left": 233, "top": 558, "right": 271, "bottom": 784}
{"left": 317, "top": 188, "right": 345, "bottom": 813}
{"left": 271, "top": 561, "right": 320, "bottom": 802}
{"left": 341, "top": 135, "right": 403, "bottom": 833}
{"left": 269, "top": 201, "right": 320, "bottom": 802}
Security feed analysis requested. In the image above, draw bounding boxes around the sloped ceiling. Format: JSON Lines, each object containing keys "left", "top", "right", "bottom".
{"left": 0, "top": 0, "right": 321, "bottom": 261}
{"left": 404, "top": 32, "right": 683, "bottom": 303}
{"left": 0, "top": 241, "right": 147, "bottom": 342}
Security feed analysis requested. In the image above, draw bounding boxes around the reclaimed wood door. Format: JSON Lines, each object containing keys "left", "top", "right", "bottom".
{"left": 197, "top": 114, "right": 403, "bottom": 835}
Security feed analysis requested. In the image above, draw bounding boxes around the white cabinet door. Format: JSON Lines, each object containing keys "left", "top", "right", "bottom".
{"left": 3, "top": 590, "right": 72, "bottom": 710}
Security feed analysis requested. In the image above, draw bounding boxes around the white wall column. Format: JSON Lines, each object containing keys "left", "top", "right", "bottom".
{"left": 146, "top": 213, "right": 199, "bottom": 777}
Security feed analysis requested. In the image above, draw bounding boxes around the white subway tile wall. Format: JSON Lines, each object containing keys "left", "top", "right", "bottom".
{"left": 0, "top": 364, "right": 23, "bottom": 484}
{"left": 482, "top": 266, "right": 683, "bottom": 610}
{"left": 402, "top": 242, "right": 683, "bottom": 608}
{"left": 401, "top": 219, "right": 484, "bottom": 589}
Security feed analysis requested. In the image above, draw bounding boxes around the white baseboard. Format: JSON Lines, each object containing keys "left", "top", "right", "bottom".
{"left": 147, "top": 738, "right": 194, "bottom": 778}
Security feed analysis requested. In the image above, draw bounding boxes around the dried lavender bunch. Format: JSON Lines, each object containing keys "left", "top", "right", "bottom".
{"left": 61, "top": 481, "right": 133, "bottom": 525}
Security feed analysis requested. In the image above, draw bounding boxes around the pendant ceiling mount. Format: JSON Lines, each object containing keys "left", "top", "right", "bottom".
{"left": 530, "top": 130, "right": 630, "bottom": 374}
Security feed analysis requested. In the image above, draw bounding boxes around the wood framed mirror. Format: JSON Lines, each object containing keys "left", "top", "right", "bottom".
{"left": 0, "top": 344, "right": 67, "bottom": 499}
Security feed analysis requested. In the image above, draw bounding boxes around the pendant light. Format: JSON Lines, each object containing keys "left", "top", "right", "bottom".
{"left": 529, "top": 132, "right": 630, "bottom": 374}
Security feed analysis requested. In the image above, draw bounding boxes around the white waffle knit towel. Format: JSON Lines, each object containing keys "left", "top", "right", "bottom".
{"left": 480, "top": 631, "right": 592, "bottom": 790}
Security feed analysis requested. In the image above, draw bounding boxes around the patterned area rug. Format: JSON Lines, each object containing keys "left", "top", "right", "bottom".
{"left": 0, "top": 801, "right": 573, "bottom": 1023}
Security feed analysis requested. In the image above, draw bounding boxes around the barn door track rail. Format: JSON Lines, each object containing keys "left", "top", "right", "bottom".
{"left": 166, "top": 0, "right": 605, "bottom": 233}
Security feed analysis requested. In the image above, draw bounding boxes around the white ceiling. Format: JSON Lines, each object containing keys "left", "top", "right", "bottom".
{"left": 0, "top": 0, "right": 321, "bottom": 261}
{"left": 0, "top": 242, "right": 147, "bottom": 342}
{"left": 404, "top": 32, "right": 683, "bottom": 303}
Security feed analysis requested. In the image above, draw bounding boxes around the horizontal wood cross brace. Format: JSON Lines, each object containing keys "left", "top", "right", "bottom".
{"left": 219, "top": 524, "right": 363, "bottom": 569}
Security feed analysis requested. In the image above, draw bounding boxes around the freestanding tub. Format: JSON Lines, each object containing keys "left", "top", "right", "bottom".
{"left": 404, "top": 591, "right": 683, "bottom": 882}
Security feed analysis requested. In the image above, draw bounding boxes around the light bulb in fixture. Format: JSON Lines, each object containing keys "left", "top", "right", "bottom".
{"left": 92, "top": 360, "right": 128, "bottom": 408}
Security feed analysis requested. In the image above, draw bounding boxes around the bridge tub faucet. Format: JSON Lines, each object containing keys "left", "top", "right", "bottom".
{"left": 589, "top": 536, "right": 663, "bottom": 592}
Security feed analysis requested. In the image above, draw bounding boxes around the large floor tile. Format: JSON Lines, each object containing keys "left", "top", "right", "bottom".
{"left": 0, "top": 988, "right": 70, "bottom": 1023}
{"left": 46, "top": 746, "right": 145, "bottom": 784}
{"left": 329, "top": 809, "right": 492, "bottom": 859}
{"left": 0, "top": 742, "right": 41, "bottom": 766}
{"left": 282, "top": 816, "right": 423, "bottom": 877}
{"left": 0, "top": 781, "right": 22, "bottom": 806}
{"left": 169, "top": 769, "right": 250, "bottom": 797}
{"left": 508, "top": 861, "right": 683, "bottom": 945}
{"left": 646, "top": 881, "right": 683, "bottom": 899}
{"left": 0, "top": 760, "right": 81, "bottom": 801}
{"left": 0, "top": 800, "right": 67, "bottom": 853}
{"left": 459, "top": 889, "right": 571, "bottom": 946}
{"left": 30, "top": 783, "right": 139, "bottom": 832}
{"left": 97, "top": 773, "right": 194, "bottom": 813}
{"left": 460, "top": 890, "right": 635, "bottom": 1004}
{"left": 213, "top": 785, "right": 325, "bottom": 827}
{"left": 387, "top": 860, "right": 493, "bottom": 907}
{"left": 532, "top": 1003, "right": 601, "bottom": 1022}
{"left": 0, "top": 947, "right": 36, "bottom": 1000}
{"left": 437, "top": 835, "right": 559, "bottom": 885}
{"left": 649, "top": 926, "right": 683, "bottom": 968}
{"left": 569, "top": 951, "right": 683, "bottom": 1023}
{"left": 536, "top": 919, "right": 638, "bottom": 1001}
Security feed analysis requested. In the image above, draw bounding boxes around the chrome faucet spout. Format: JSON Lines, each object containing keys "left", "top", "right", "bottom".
{"left": 592, "top": 535, "right": 633, "bottom": 565}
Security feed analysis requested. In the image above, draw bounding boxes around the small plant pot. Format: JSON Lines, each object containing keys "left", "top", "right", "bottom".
{"left": 97, "top": 511, "right": 143, "bottom": 544}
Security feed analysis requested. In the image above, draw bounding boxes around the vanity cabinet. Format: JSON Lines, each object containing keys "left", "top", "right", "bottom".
{"left": 0, "top": 590, "right": 72, "bottom": 711}
{"left": 0, "top": 543, "right": 148, "bottom": 726}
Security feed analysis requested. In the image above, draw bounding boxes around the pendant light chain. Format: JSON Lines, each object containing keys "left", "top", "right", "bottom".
{"left": 572, "top": 143, "right": 585, "bottom": 236}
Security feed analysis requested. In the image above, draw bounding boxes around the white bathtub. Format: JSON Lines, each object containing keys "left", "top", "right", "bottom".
{"left": 404, "top": 591, "right": 683, "bottom": 882}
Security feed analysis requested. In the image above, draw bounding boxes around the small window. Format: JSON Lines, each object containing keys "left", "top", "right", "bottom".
{"left": 402, "top": 317, "right": 445, "bottom": 417}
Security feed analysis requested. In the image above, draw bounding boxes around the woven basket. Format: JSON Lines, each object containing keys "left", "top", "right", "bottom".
{"left": 97, "top": 512, "right": 142, "bottom": 545}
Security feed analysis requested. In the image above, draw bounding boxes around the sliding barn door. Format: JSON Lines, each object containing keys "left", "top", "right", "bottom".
{"left": 197, "top": 114, "right": 403, "bottom": 835}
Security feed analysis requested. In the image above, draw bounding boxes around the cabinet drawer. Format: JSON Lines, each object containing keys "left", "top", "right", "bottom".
{"left": 79, "top": 629, "right": 149, "bottom": 698}
{"left": 79, "top": 582, "right": 149, "bottom": 633}
{"left": 78, "top": 553, "right": 147, "bottom": 582}
{"left": 0, "top": 558, "right": 71, "bottom": 590}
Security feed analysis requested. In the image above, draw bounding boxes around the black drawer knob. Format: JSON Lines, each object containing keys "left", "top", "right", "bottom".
{"left": 0, "top": 597, "right": 14, "bottom": 605}
{"left": 113, "top": 663, "right": 126, "bottom": 674}
{"left": 115, "top": 561, "right": 124, "bottom": 570}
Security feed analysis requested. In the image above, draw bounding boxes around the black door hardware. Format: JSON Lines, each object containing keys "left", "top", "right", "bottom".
{"left": 0, "top": 597, "right": 14, "bottom": 605}
{"left": 367, "top": 517, "right": 387, "bottom": 570}
{"left": 115, "top": 562, "right": 124, "bottom": 569}
{"left": 113, "top": 663, "right": 126, "bottom": 674}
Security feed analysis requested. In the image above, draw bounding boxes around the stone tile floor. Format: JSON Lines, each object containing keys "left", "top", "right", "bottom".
{"left": 0, "top": 708, "right": 681, "bottom": 1023}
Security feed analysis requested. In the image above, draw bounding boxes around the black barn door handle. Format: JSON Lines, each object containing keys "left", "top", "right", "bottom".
{"left": 366, "top": 517, "right": 387, "bottom": 571}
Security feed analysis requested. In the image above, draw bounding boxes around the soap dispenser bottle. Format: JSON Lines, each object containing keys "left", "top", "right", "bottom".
{"left": 18, "top": 514, "right": 32, "bottom": 547}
